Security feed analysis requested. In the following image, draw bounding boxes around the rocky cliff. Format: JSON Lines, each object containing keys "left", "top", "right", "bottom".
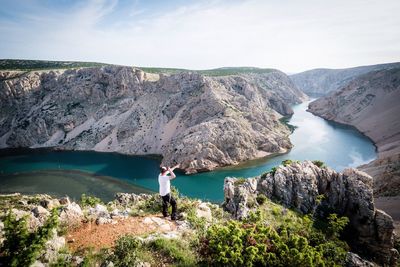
{"left": 290, "top": 62, "right": 400, "bottom": 96}
{"left": 0, "top": 66, "right": 306, "bottom": 173}
{"left": 224, "top": 161, "right": 399, "bottom": 266}
{"left": 307, "top": 68, "right": 400, "bottom": 197}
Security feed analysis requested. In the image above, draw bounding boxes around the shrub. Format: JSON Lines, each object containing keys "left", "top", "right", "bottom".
{"left": 282, "top": 159, "right": 293, "bottom": 166}
{"left": 256, "top": 194, "right": 267, "bottom": 205}
{"left": 0, "top": 209, "right": 59, "bottom": 266}
{"left": 80, "top": 194, "right": 102, "bottom": 207}
{"left": 326, "top": 213, "right": 349, "bottom": 239}
{"left": 234, "top": 177, "right": 247, "bottom": 185}
{"left": 312, "top": 160, "right": 326, "bottom": 168}
{"left": 269, "top": 167, "right": 277, "bottom": 175}
{"left": 137, "top": 194, "right": 163, "bottom": 214}
{"left": 110, "top": 235, "right": 141, "bottom": 267}
{"left": 201, "top": 211, "right": 349, "bottom": 266}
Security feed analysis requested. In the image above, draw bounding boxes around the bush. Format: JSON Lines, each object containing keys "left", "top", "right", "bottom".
{"left": 256, "top": 194, "right": 267, "bottom": 205}
{"left": 149, "top": 238, "right": 197, "bottom": 266}
{"left": 312, "top": 160, "right": 326, "bottom": 168}
{"left": 282, "top": 159, "right": 293, "bottom": 166}
{"left": 200, "top": 211, "right": 349, "bottom": 267}
{"left": 80, "top": 194, "right": 102, "bottom": 207}
{"left": 0, "top": 209, "right": 59, "bottom": 266}
{"left": 110, "top": 235, "right": 141, "bottom": 267}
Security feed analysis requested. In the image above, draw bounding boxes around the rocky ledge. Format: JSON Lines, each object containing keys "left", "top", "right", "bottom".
{"left": 224, "top": 161, "right": 399, "bottom": 266}
{"left": 0, "top": 66, "right": 306, "bottom": 174}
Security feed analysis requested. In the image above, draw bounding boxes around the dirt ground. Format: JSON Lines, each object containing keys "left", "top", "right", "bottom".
{"left": 66, "top": 215, "right": 177, "bottom": 252}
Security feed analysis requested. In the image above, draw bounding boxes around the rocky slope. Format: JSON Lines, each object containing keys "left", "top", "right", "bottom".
{"left": 290, "top": 62, "right": 400, "bottom": 96}
{"left": 0, "top": 66, "right": 306, "bottom": 174}
{"left": 307, "top": 68, "right": 400, "bottom": 196}
{"left": 224, "top": 161, "right": 399, "bottom": 266}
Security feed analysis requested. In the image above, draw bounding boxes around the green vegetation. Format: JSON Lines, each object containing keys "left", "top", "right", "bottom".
{"left": 279, "top": 116, "right": 297, "bottom": 132}
{"left": 201, "top": 209, "right": 349, "bottom": 266}
{"left": 0, "top": 59, "right": 108, "bottom": 71}
{"left": 139, "top": 66, "right": 275, "bottom": 76}
{"left": 312, "top": 160, "right": 326, "bottom": 168}
{"left": 80, "top": 194, "right": 103, "bottom": 207}
{"left": 0, "top": 209, "right": 59, "bottom": 266}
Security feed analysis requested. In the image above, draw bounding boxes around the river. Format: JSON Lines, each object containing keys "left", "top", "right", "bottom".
{"left": 0, "top": 100, "right": 377, "bottom": 202}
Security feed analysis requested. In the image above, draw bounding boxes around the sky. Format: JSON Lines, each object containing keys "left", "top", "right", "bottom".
{"left": 0, "top": 0, "right": 399, "bottom": 73}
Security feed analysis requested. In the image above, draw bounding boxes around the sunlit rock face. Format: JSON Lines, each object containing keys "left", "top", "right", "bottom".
{"left": 0, "top": 66, "right": 306, "bottom": 173}
{"left": 308, "top": 68, "right": 400, "bottom": 197}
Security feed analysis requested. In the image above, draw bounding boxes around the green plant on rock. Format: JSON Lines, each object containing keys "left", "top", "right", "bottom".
{"left": 234, "top": 177, "right": 247, "bottom": 185}
{"left": 312, "top": 160, "right": 326, "bottom": 168}
{"left": 326, "top": 213, "right": 349, "bottom": 239}
{"left": 0, "top": 209, "right": 59, "bottom": 267}
{"left": 282, "top": 159, "right": 293, "bottom": 166}
{"left": 256, "top": 194, "right": 268, "bottom": 205}
{"left": 80, "top": 194, "right": 102, "bottom": 207}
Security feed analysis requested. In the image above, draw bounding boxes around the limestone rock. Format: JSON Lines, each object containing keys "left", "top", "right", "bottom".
{"left": 40, "top": 198, "right": 60, "bottom": 210}
{"left": 223, "top": 161, "right": 398, "bottom": 266}
{"left": 346, "top": 252, "right": 375, "bottom": 267}
{"left": 307, "top": 68, "right": 400, "bottom": 197}
{"left": 195, "top": 203, "right": 212, "bottom": 222}
{"left": 59, "top": 202, "right": 83, "bottom": 226}
{"left": 0, "top": 66, "right": 306, "bottom": 173}
{"left": 59, "top": 197, "right": 71, "bottom": 205}
{"left": 43, "top": 234, "right": 66, "bottom": 263}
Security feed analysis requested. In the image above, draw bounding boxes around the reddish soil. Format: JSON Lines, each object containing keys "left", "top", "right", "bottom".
{"left": 66, "top": 215, "right": 177, "bottom": 252}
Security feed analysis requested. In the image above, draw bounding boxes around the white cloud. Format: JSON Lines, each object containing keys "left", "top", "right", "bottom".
{"left": 1, "top": 0, "right": 399, "bottom": 72}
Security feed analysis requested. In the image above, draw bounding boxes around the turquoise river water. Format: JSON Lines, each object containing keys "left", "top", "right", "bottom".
{"left": 0, "top": 100, "right": 377, "bottom": 202}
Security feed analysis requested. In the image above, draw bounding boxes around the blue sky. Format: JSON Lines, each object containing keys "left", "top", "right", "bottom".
{"left": 0, "top": 0, "right": 399, "bottom": 73}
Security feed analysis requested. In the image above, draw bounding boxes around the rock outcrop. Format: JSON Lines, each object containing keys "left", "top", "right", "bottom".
{"left": 223, "top": 161, "right": 399, "bottom": 266}
{"left": 308, "top": 68, "right": 400, "bottom": 197}
{"left": 290, "top": 62, "right": 400, "bottom": 96}
{"left": 0, "top": 66, "right": 306, "bottom": 173}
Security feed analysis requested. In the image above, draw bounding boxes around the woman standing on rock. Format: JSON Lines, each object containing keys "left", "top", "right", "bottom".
{"left": 158, "top": 164, "right": 179, "bottom": 220}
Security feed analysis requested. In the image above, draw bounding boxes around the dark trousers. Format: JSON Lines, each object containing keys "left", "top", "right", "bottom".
{"left": 161, "top": 193, "right": 177, "bottom": 219}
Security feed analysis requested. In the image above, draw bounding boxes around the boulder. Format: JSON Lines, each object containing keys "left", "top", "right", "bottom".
{"left": 59, "top": 197, "right": 71, "bottom": 205}
{"left": 40, "top": 199, "right": 60, "bottom": 210}
{"left": 32, "top": 206, "right": 50, "bottom": 218}
{"left": 59, "top": 202, "right": 83, "bottom": 226}
{"left": 43, "top": 233, "right": 66, "bottom": 263}
{"left": 195, "top": 203, "right": 212, "bottom": 222}
{"left": 223, "top": 161, "right": 398, "bottom": 266}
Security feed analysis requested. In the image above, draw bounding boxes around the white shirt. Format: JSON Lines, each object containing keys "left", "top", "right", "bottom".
{"left": 158, "top": 174, "right": 171, "bottom": 196}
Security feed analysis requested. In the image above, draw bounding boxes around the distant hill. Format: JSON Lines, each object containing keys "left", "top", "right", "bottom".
{"left": 0, "top": 59, "right": 110, "bottom": 71}
{"left": 290, "top": 62, "right": 400, "bottom": 96}
{"left": 0, "top": 59, "right": 275, "bottom": 77}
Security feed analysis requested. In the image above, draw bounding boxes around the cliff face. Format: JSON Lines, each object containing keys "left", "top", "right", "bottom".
{"left": 290, "top": 62, "right": 400, "bottom": 96}
{"left": 0, "top": 66, "right": 306, "bottom": 173}
{"left": 308, "top": 68, "right": 400, "bottom": 196}
{"left": 224, "top": 161, "right": 399, "bottom": 266}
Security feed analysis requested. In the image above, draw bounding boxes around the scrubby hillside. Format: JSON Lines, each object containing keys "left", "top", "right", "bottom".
{"left": 0, "top": 65, "right": 306, "bottom": 174}
{"left": 0, "top": 161, "right": 398, "bottom": 266}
